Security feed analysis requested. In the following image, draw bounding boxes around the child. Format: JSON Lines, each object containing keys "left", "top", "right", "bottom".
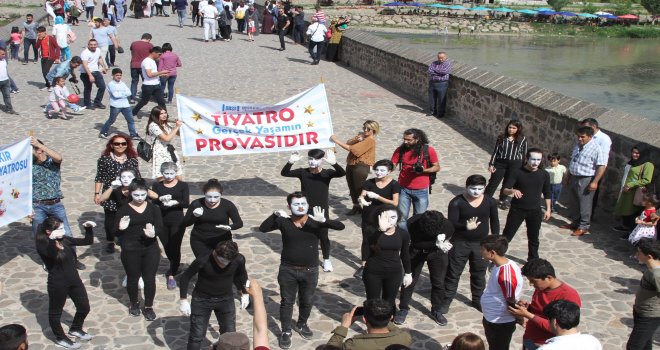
{"left": 46, "top": 76, "right": 85, "bottom": 119}
{"left": 100, "top": 68, "right": 139, "bottom": 138}
{"left": 626, "top": 238, "right": 660, "bottom": 349}
{"left": 628, "top": 194, "right": 659, "bottom": 245}
{"left": 67, "top": 1, "right": 82, "bottom": 26}
{"left": 9, "top": 27, "right": 21, "bottom": 61}
{"left": 247, "top": 8, "right": 256, "bottom": 41}
{"left": 479, "top": 235, "right": 523, "bottom": 350}
{"left": 544, "top": 153, "right": 567, "bottom": 212}
{"left": 52, "top": 16, "right": 71, "bottom": 61}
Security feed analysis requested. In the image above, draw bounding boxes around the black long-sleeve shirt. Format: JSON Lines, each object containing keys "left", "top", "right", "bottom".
{"left": 259, "top": 214, "right": 345, "bottom": 267}
{"left": 183, "top": 198, "right": 243, "bottom": 241}
{"left": 448, "top": 195, "right": 499, "bottom": 241}
{"left": 179, "top": 253, "right": 248, "bottom": 299}
{"left": 489, "top": 136, "right": 528, "bottom": 166}
{"left": 280, "top": 162, "right": 346, "bottom": 211}
{"left": 114, "top": 202, "right": 164, "bottom": 250}
{"left": 36, "top": 227, "right": 94, "bottom": 285}
{"left": 503, "top": 167, "right": 551, "bottom": 210}
{"left": 407, "top": 212, "right": 455, "bottom": 250}
{"left": 362, "top": 227, "right": 412, "bottom": 274}
{"left": 152, "top": 181, "right": 190, "bottom": 222}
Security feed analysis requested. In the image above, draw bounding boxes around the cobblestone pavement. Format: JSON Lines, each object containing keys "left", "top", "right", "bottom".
{"left": 0, "top": 14, "right": 654, "bottom": 350}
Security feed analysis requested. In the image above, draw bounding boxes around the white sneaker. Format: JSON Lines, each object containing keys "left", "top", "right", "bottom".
{"left": 322, "top": 259, "right": 333, "bottom": 272}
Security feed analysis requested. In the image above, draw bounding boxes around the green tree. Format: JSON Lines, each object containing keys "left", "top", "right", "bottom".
{"left": 613, "top": 0, "right": 633, "bottom": 14}
{"left": 582, "top": 3, "right": 598, "bottom": 13}
{"left": 547, "top": 0, "right": 571, "bottom": 11}
{"left": 641, "top": 0, "right": 660, "bottom": 23}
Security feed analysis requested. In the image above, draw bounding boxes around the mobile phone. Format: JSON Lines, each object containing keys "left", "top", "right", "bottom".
{"left": 506, "top": 298, "right": 518, "bottom": 308}
{"left": 353, "top": 306, "right": 364, "bottom": 316}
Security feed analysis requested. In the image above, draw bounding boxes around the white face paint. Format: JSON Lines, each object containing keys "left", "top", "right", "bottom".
{"left": 120, "top": 172, "right": 136, "bottom": 187}
{"left": 289, "top": 197, "right": 309, "bottom": 217}
{"left": 205, "top": 191, "right": 222, "bottom": 205}
{"left": 131, "top": 190, "right": 148, "bottom": 204}
{"left": 162, "top": 170, "right": 177, "bottom": 181}
{"left": 308, "top": 157, "right": 323, "bottom": 169}
{"left": 374, "top": 166, "right": 390, "bottom": 179}
{"left": 528, "top": 153, "right": 543, "bottom": 169}
{"left": 384, "top": 210, "right": 398, "bottom": 228}
{"left": 466, "top": 185, "right": 485, "bottom": 198}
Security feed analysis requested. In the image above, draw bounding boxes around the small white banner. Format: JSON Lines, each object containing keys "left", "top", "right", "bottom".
{"left": 0, "top": 138, "right": 33, "bottom": 227}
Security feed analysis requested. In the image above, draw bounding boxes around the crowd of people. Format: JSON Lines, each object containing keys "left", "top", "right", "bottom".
{"left": 1, "top": 2, "right": 659, "bottom": 350}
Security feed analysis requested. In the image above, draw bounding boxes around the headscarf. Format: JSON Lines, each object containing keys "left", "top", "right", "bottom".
{"left": 629, "top": 143, "right": 650, "bottom": 167}
{"left": 55, "top": 16, "right": 65, "bottom": 25}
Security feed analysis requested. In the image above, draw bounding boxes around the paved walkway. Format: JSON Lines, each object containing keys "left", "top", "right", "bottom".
{"left": 0, "top": 14, "right": 653, "bottom": 350}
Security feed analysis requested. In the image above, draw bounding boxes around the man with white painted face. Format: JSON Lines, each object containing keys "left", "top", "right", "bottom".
{"left": 438, "top": 175, "right": 499, "bottom": 326}
{"left": 259, "top": 192, "right": 345, "bottom": 349}
{"left": 391, "top": 128, "right": 440, "bottom": 230}
{"left": 184, "top": 179, "right": 243, "bottom": 258}
{"left": 502, "top": 148, "right": 552, "bottom": 260}
{"left": 178, "top": 240, "right": 250, "bottom": 350}
{"left": 281, "top": 148, "right": 346, "bottom": 273}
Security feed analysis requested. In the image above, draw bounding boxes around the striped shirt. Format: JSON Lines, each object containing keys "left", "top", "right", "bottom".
{"left": 428, "top": 59, "right": 452, "bottom": 81}
{"left": 489, "top": 136, "right": 528, "bottom": 166}
{"left": 481, "top": 260, "right": 523, "bottom": 323}
{"left": 569, "top": 140, "right": 607, "bottom": 176}
{"left": 312, "top": 10, "right": 326, "bottom": 24}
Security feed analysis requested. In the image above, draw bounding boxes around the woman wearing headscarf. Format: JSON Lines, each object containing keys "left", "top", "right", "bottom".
{"left": 218, "top": 5, "right": 233, "bottom": 41}
{"left": 325, "top": 17, "right": 349, "bottom": 62}
{"left": 261, "top": 2, "right": 274, "bottom": 34}
{"left": 614, "top": 143, "right": 655, "bottom": 236}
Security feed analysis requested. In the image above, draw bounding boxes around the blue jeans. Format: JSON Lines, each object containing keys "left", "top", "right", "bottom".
{"left": 398, "top": 187, "right": 429, "bottom": 230}
{"left": 428, "top": 80, "right": 448, "bottom": 117}
{"left": 23, "top": 38, "right": 38, "bottom": 62}
{"left": 32, "top": 201, "right": 72, "bottom": 239}
{"left": 80, "top": 71, "right": 106, "bottom": 107}
{"left": 160, "top": 76, "right": 177, "bottom": 103}
{"left": 177, "top": 9, "right": 186, "bottom": 26}
{"left": 102, "top": 106, "right": 138, "bottom": 136}
{"left": 550, "top": 183, "right": 562, "bottom": 212}
{"left": 523, "top": 339, "right": 539, "bottom": 350}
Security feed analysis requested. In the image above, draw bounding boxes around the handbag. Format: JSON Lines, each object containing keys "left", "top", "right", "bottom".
{"left": 325, "top": 28, "right": 332, "bottom": 39}
{"left": 137, "top": 137, "right": 156, "bottom": 162}
{"left": 632, "top": 164, "right": 646, "bottom": 206}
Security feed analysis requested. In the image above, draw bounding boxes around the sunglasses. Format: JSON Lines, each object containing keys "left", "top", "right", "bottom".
{"left": 112, "top": 142, "right": 128, "bottom": 146}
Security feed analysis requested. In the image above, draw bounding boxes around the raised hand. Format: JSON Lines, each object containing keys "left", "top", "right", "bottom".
{"left": 111, "top": 179, "right": 122, "bottom": 189}
{"left": 143, "top": 223, "right": 155, "bottom": 238}
{"left": 309, "top": 206, "right": 326, "bottom": 223}
{"left": 466, "top": 217, "right": 481, "bottom": 231}
{"left": 163, "top": 199, "right": 179, "bottom": 207}
{"left": 273, "top": 209, "right": 290, "bottom": 218}
{"left": 365, "top": 191, "right": 379, "bottom": 199}
{"left": 119, "top": 216, "right": 130, "bottom": 230}
{"left": 358, "top": 196, "right": 370, "bottom": 208}
{"left": 288, "top": 151, "right": 301, "bottom": 164}
{"left": 324, "top": 148, "right": 337, "bottom": 165}
{"left": 192, "top": 207, "right": 204, "bottom": 217}
{"left": 378, "top": 212, "right": 392, "bottom": 232}
{"left": 159, "top": 194, "right": 172, "bottom": 202}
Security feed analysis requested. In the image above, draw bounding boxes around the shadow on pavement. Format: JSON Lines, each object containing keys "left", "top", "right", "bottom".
{"left": 20, "top": 289, "right": 73, "bottom": 342}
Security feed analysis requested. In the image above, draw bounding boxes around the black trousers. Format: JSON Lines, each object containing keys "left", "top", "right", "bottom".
{"left": 503, "top": 207, "right": 543, "bottom": 260}
{"left": 106, "top": 44, "right": 116, "bottom": 66}
{"left": 398, "top": 248, "right": 448, "bottom": 312}
{"left": 363, "top": 265, "right": 403, "bottom": 308}
{"left": 188, "top": 295, "right": 235, "bottom": 350}
{"left": 278, "top": 264, "right": 318, "bottom": 332}
{"left": 41, "top": 58, "right": 55, "bottom": 87}
{"left": 346, "top": 164, "right": 371, "bottom": 206}
{"left": 293, "top": 24, "right": 305, "bottom": 44}
{"left": 159, "top": 217, "right": 185, "bottom": 276}
{"left": 190, "top": 234, "right": 230, "bottom": 258}
{"left": 440, "top": 239, "right": 488, "bottom": 313}
{"left": 120, "top": 245, "right": 160, "bottom": 306}
{"left": 103, "top": 208, "right": 117, "bottom": 242}
{"left": 80, "top": 71, "right": 106, "bottom": 107}
{"left": 278, "top": 28, "right": 286, "bottom": 49}
{"left": 485, "top": 159, "right": 523, "bottom": 202}
{"left": 626, "top": 310, "right": 660, "bottom": 350}
{"left": 483, "top": 318, "right": 517, "bottom": 350}
{"left": 132, "top": 84, "right": 166, "bottom": 116}
{"left": 48, "top": 279, "right": 90, "bottom": 340}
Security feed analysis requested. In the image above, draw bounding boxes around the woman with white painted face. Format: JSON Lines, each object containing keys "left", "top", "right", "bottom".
{"left": 35, "top": 217, "right": 97, "bottom": 349}
{"left": 354, "top": 159, "right": 400, "bottom": 278}
{"left": 152, "top": 162, "right": 190, "bottom": 290}
{"left": 484, "top": 119, "right": 527, "bottom": 210}
{"left": 98, "top": 168, "right": 158, "bottom": 208}
{"left": 362, "top": 204, "right": 412, "bottom": 309}
{"left": 184, "top": 179, "right": 243, "bottom": 258}
{"left": 114, "top": 179, "right": 164, "bottom": 321}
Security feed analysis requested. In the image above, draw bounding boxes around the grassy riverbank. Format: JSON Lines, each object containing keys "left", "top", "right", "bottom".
{"left": 531, "top": 22, "right": 660, "bottom": 38}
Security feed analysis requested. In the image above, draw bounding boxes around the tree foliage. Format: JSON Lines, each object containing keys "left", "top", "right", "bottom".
{"left": 547, "top": 0, "right": 571, "bottom": 12}
{"left": 641, "top": 0, "right": 660, "bottom": 21}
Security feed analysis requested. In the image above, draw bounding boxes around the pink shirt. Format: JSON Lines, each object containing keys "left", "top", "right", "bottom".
{"left": 11, "top": 33, "right": 21, "bottom": 44}
{"left": 158, "top": 51, "right": 182, "bottom": 77}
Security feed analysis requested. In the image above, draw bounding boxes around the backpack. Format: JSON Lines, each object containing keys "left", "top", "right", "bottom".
{"left": 397, "top": 144, "right": 437, "bottom": 193}
{"left": 47, "top": 35, "right": 61, "bottom": 61}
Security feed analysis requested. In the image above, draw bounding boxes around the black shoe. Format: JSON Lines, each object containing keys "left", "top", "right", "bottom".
{"left": 75, "top": 261, "right": 86, "bottom": 270}
{"left": 346, "top": 207, "right": 360, "bottom": 216}
{"left": 143, "top": 307, "right": 157, "bottom": 321}
{"left": 85, "top": 105, "right": 95, "bottom": 111}
{"left": 106, "top": 242, "right": 115, "bottom": 253}
{"left": 279, "top": 332, "right": 292, "bottom": 349}
{"left": 431, "top": 310, "right": 447, "bottom": 326}
{"left": 353, "top": 266, "right": 364, "bottom": 280}
{"left": 293, "top": 324, "right": 313, "bottom": 340}
{"left": 128, "top": 303, "right": 141, "bottom": 317}
{"left": 94, "top": 103, "right": 106, "bottom": 109}
{"left": 393, "top": 309, "right": 408, "bottom": 325}
{"left": 613, "top": 225, "right": 631, "bottom": 232}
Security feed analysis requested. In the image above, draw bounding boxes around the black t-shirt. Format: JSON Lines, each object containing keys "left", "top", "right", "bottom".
{"left": 259, "top": 214, "right": 345, "bottom": 267}
{"left": 110, "top": 188, "right": 131, "bottom": 209}
{"left": 281, "top": 162, "right": 346, "bottom": 212}
{"left": 361, "top": 178, "right": 401, "bottom": 207}
{"left": 407, "top": 212, "right": 454, "bottom": 250}
{"left": 277, "top": 14, "right": 289, "bottom": 29}
{"left": 179, "top": 253, "right": 248, "bottom": 299}
{"left": 36, "top": 227, "right": 94, "bottom": 285}
{"left": 183, "top": 198, "right": 243, "bottom": 241}
{"left": 152, "top": 180, "right": 190, "bottom": 221}
{"left": 362, "top": 227, "right": 411, "bottom": 274}
{"left": 504, "top": 167, "right": 551, "bottom": 210}
{"left": 114, "top": 202, "right": 163, "bottom": 251}
{"left": 448, "top": 195, "right": 499, "bottom": 241}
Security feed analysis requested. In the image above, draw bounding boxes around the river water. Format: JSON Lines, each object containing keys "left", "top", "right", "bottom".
{"left": 372, "top": 32, "right": 660, "bottom": 121}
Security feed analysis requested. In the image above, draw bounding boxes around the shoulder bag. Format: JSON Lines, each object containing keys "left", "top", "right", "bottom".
{"left": 137, "top": 137, "right": 156, "bottom": 162}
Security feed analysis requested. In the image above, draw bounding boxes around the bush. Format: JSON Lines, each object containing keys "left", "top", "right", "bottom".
{"left": 547, "top": 0, "right": 571, "bottom": 11}
{"left": 582, "top": 3, "right": 598, "bottom": 13}
{"left": 613, "top": 0, "right": 633, "bottom": 14}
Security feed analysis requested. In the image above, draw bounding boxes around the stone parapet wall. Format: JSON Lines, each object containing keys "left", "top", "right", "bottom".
{"left": 336, "top": 13, "right": 534, "bottom": 33}
{"left": 339, "top": 29, "right": 660, "bottom": 211}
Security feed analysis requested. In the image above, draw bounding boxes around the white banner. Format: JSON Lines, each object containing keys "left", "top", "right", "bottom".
{"left": 176, "top": 84, "right": 335, "bottom": 157}
{"left": 0, "top": 138, "right": 33, "bottom": 227}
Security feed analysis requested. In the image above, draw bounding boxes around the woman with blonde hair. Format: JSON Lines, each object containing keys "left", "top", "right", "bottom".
{"left": 331, "top": 120, "right": 380, "bottom": 215}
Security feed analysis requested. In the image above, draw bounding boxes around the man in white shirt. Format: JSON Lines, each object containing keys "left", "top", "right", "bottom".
{"left": 579, "top": 118, "right": 611, "bottom": 217}
{"left": 305, "top": 17, "right": 327, "bottom": 65}
{"left": 200, "top": 0, "right": 218, "bottom": 42}
{"left": 538, "top": 299, "right": 602, "bottom": 350}
{"left": 131, "top": 46, "right": 169, "bottom": 116}
{"left": 80, "top": 39, "right": 108, "bottom": 110}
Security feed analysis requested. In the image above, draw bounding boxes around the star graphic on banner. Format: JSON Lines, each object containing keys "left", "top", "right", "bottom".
{"left": 307, "top": 121, "right": 315, "bottom": 128}
{"left": 304, "top": 105, "right": 314, "bottom": 114}
{"left": 196, "top": 128, "right": 203, "bottom": 134}
{"left": 192, "top": 113, "right": 202, "bottom": 122}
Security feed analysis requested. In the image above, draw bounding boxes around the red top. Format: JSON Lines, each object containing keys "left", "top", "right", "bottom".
{"left": 391, "top": 145, "right": 439, "bottom": 189}
{"left": 130, "top": 40, "right": 154, "bottom": 69}
{"left": 524, "top": 282, "right": 581, "bottom": 344}
{"left": 38, "top": 36, "right": 50, "bottom": 59}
